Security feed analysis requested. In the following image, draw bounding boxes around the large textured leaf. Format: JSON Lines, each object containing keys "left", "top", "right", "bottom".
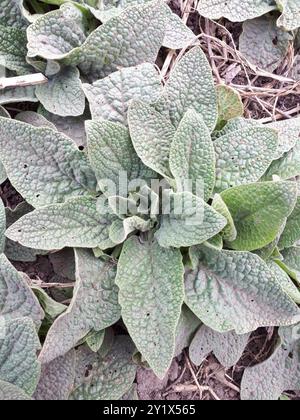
{"left": 86, "top": 120, "right": 153, "bottom": 190}
{"left": 0, "top": 0, "right": 27, "bottom": 29}
{"left": 34, "top": 351, "right": 75, "bottom": 400}
{"left": 0, "top": 254, "right": 44, "bottom": 325}
{"left": 128, "top": 100, "right": 175, "bottom": 178}
{"left": 109, "top": 216, "right": 153, "bottom": 245}
{"left": 169, "top": 109, "right": 216, "bottom": 201}
{"left": 155, "top": 191, "right": 227, "bottom": 249}
{"left": 0, "top": 164, "right": 6, "bottom": 185}
{"left": 72, "top": 0, "right": 168, "bottom": 80}
{"left": 221, "top": 181, "right": 297, "bottom": 251}
{"left": 70, "top": 336, "right": 136, "bottom": 400}
{"left": 39, "top": 249, "right": 120, "bottom": 363}
{"left": 0, "top": 85, "right": 37, "bottom": 105}
{"left": 83, "top": 63, "right": 162, "bottom": 125}
{"left": 214, "top": 126, "right": 278, "bottom": 192}
{"left": 239, "top": 16, "right": 292, "bottom": 72}
{"left": 0, "top": 380, "right": 32, "bottom": 400}
{"left": 0, "top": 25, "right": 31, "bottom": 73}
{"left": 27, "top": 3, "right": 87, "bottom": 60}
{"left": 32, "top": 286, "right": 67, "bottom": 320}
{"left": 268, "top": 261, "right": 300, "bottom": 304}
{"left": 263, "top": 140, "right": 300, "bottom": 180}
{"left": 15, "top": 111, "right": 56, "bottom": 129}
{"left": 0, "top": 117, "right": 97, "bottom": 207}
{"left": 197, "top": 0, "right": 277, "bottom": 21}
{"left": 6, "top": 197, "right": 116, "bottom": 250}
{"left": 174, "top": 305, "right": 201, "bottom": 357}
{"left": 211, "top": 193, "right": 237, "bottom": 242}
{"left": 38, "top": 105, "right": 87, "bottom": 147}
{"left": 116, "top": 236, "right": 184, "bottom": 378}
{"left": 0, "top": 318, "right": 41, "bottom": 396}
{"left": 86, "top": 330, "right": 106, "bottom": 353}
{"left": 36, "top": 67, "right": 85, "bottom": 117}
{"left": 156, "top": 46, "right": 217, "bottom": 132}
{"left": 276, "top": 0, "right": 300, "bottom": 30}
{"left": 278, "top": 197, "right": 300, "bottom": 249}
{"left": 5, "top": 202, "right": 46, "bottom": 262}
{"left": 241, "top": 324, "right": 300, "bottom": 400}
{"left": 185, "top": 246, "right": 300, "bottom": 334}
{"left": 189, "top": 325, "right": 250, "bottom": 368}
{"left": 280, "top": 246, "right": 300, "bottom": 283}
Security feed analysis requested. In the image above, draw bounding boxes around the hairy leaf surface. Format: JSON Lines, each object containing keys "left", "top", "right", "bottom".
{"left": 116, "top": 236, "right": 184, "bottom": 378}
{"left": 185, "top": 246, "right": 300, "bottom": 334}
{"left": 221, "top": 181, "right": 297, "bottom": 251}
{"left": 39, "top": 249, "right": 120, "bottom": 363}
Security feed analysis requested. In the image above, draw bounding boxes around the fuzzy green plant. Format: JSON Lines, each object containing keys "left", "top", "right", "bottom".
{"left": 0, "top": 0, "right": 300, "bottom": 401}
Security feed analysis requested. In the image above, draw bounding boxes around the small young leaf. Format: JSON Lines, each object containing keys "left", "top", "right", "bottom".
{"left": 27, "top": 3, "right": 87, "bottom": 60}
{"left": 38, "top": 105, "right": 88, "bottom": 147}
{"left": 216, "top": 85, "right": 244, "bottom": 124}
{"left": 5, "top": 202, "right": 47, "bottom": 263}
{"left": 278, "top": 197, "right": 300, "bottom": 249}
{"left": 169, "top": 109, "right": 216, "bottom": 201}
{"left": 116, "top": 236, "right": 184, "bottom": 378}
{"left": 109, "top": 216, "right": 153, "bottom": 245}
{"left": 214, "top": 126, "right": 278, "bottom": 192}
{"left": 185, "top": 246, "right": 300, "bottom": 334}
{"left": 221, "top": 181, "right": 297, "bottom": 251}
{"left": 155, "top": 191, "right": 227, "bottom": 249}
{"left": 189, "top": 325, "right": 250, "bottom": 368}
{"left": 239, "top": 15, "right": 292, "bottom": 72}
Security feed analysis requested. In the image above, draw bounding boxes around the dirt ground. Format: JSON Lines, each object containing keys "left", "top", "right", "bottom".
{"left": 1, "top": 0, "right": 300, "bottom": 401}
